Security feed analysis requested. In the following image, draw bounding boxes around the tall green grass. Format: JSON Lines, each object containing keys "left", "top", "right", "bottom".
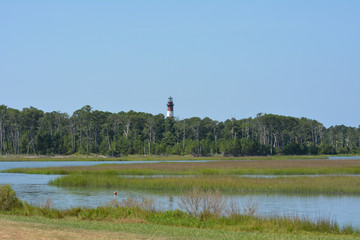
{"left": 49, "top": 175, "right": 360, "bottom": 195}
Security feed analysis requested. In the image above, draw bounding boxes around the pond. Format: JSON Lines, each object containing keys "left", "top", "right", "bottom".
{"left": 0, "top": 161, "right": 359, "bottom": 229}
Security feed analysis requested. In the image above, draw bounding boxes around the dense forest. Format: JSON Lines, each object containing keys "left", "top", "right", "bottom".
{"left": 0, "top": 105, "right": 359, "bottom": 156}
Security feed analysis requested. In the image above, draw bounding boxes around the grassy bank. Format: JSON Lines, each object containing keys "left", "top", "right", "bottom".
{"left": 49, "top": 175, "right": 360, "bottom": 195}
{"left": 1, "top": 215, "right": 358, "bottom": 240}
{"left": 0, "top": 184, "right": 359, "bottom": 238}
{"left": 4, "top": 159, "right": 360, "bottom": 176}
{"left": 0, "top": 185, "right": 360, "bottom": 239}
{"left": 0, "top": 154, "right": 330, "bottom": 162}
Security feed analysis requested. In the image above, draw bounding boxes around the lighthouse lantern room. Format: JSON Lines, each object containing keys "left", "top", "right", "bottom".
{"left": 167, "top": 96, "right": 174, "bottom": 118}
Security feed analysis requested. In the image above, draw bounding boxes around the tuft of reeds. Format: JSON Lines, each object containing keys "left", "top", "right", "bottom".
{"left": 40, "top": 197, "right": 54, "bottom": 210}
{"left": 242, "top": 198, "right": 258, "bottom": 217}
{"left": 178, "top": 188, "right": 226, "bottom": 219}
{"left": 107, "top": 196, "right": 157, "bottom": 212}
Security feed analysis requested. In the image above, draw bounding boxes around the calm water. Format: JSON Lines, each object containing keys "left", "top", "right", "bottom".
{"left": 0, "top": 160, "right": 359, "bottom": 229}
{"left": 0, "top": 160, "right": 213, "bottom": 171}
{"left": 328, "top": 156, "right": 360, "bottom": 160}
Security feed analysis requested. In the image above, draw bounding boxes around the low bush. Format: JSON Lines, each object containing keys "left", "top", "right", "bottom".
{"left": 178, "top": 188, "right": 226, "bottom": 219}
{"left": 0, "top": 184, "right": 22, "bottom": 211}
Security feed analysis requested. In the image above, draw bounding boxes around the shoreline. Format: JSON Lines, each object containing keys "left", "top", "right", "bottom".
{"left": 0, "top": 154, "right": 344, "bottom": 162}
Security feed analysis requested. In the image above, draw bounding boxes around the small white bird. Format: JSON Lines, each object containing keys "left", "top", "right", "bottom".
{"left": 113, "top": 191, "right": 117, "bottom": 197}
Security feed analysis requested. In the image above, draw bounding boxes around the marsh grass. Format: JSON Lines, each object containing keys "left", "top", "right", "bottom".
{"left": 4, "top": 159, "right": 360, "bottom": 176}
{"left": 107, "top": 196, "right": 157, "bottom": 212}
{"left": 49, "top": 175, "right": 360, "bottom": 195}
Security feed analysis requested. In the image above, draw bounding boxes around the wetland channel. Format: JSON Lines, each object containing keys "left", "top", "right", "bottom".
{"left": 0, "top": 159, "right": 359, "bottom": 229}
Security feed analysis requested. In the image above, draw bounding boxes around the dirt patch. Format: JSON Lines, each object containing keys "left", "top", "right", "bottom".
{"left": 0, "top": 219, "right": 148, "bottom": 240}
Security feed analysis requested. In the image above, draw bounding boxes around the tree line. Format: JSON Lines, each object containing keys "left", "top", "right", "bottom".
{"left": 0, "top": 105, "right": 359, "bottom": 156}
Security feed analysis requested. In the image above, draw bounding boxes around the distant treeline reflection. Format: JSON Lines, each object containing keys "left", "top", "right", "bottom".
{"left": 0, "top": 105, "right": 358, "bottom": 156}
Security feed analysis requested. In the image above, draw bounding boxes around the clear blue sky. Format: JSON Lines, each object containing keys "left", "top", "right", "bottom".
{"left": 1, "top": 1, "right": 359, "bottom": 127}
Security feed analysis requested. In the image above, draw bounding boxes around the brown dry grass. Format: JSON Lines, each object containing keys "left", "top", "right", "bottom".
{"left": 0, "top": 219, "right": 154, "bottom": 240}
{"left": 53, "top": 159, "right": 360, "bottom": 171}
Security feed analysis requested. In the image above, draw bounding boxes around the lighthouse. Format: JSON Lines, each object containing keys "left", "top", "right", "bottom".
{"left": 167, "top": 96, "right": 174, "bottom": 118}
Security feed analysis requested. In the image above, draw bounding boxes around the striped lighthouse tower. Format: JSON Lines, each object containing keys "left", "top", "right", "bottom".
{"left": 167, "top": 96, "right": 174, "bottom": 118}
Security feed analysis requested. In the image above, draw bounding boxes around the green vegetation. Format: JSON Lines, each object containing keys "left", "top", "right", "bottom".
{"left": 6, "top": 165, "right": 360, "bottom": 176}
{"left": 5, "top": 159, "right": 360, "bottom": 195}
{"left": 1, "top": 107, "right": 359, "bottom": 239}
{"left": 4, "top": 159, "right": 360, "bottom": 176}
{"left": 48, "top": 175, "right": 360, "bottom": 195}
{"left": 1, "top": 104, "right": 359, "bottom": 157}
{"left": 0, "top": 184, "right": 22, "bottom": 211}
{"left": 1, "top": 215, "right": 357, "bottom": 240}
{"left": 1, "top": 184, "right": 359, "bottom": 238}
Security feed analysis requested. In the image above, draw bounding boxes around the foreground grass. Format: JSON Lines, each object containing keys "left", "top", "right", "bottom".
{"left": 4, "top": 159, "right": 360, "bottom": 176}
{"left": 49, "top": 175, "right": 360, "bottom": 195}
{"left": 1, "top": 215, "right": 357, "bottom": 240}
{"left": 2, "top": 200, "right": 359, "bottom": 237}
{"left": 0, "top": 154, "right": 330, "bottom": 162}
{"left": 1, "top": 184, "right": 359, "bottom": 239}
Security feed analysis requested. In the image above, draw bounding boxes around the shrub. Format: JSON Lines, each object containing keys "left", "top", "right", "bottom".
{"left": 242, "top": 198, "right": 258, "bottom": 216}
{"left": 40, "top": 197, "right": 53, "bottom": 209}
{"left": 0, "top": 184, "right": 22, "bottom": 211}
{"left": 178, "top": 188, "right": 226, "bottom": 219}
